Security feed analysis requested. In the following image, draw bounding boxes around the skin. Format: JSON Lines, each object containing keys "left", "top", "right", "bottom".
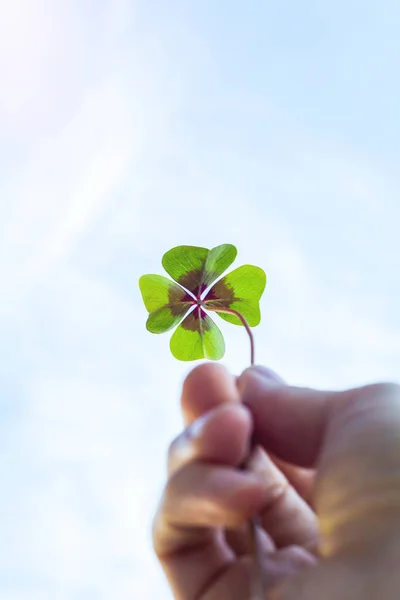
{"left": 153, "top": 363, "right": 400, "bottom": 599}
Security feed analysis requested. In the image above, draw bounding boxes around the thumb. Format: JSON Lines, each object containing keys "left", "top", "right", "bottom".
{"left": 238, "top": 365, "right": 333, "bottom": 467}
{"left": 239, "top": 367, "right": 400, "bottom": 555}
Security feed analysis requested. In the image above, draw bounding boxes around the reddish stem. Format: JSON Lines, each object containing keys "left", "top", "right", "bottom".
{"left": 206, "top": 305, "right": 265, "bottom": 599}
{"left": 205, "top": 306, "right": 255, "bottom": 365}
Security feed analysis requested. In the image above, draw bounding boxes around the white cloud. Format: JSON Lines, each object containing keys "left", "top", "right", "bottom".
{"left": 0, "top": 78, "right": 134, "bottom": 292}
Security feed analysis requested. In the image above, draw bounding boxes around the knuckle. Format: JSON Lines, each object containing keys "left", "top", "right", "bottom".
{"left": 361, "top": 382, "right": 400, "bottom": 399}
{"left": 166, "top": 437, "right": 178, "bottom": 473}
{"left": 261, "top": 479, "right": 291, "bottom": 512}
{"left": 376, "top": 382, "right": 400, "bottom": 397}
{"left": 166, "top": 435, "right": 180, "bottom": 462}
{"left": 151, "top": 492, "right": 169, "bottom": 556}
{"left": 166, "top": 432, "right": 195, "bottom": 475}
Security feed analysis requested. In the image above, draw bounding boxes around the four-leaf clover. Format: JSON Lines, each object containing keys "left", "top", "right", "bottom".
{"left": 139, "top": 244, "right": 266, "bottom": 361}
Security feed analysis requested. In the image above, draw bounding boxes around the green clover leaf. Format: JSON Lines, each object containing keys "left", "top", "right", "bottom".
{"left": 139, "top": 244, "right": 267, "bottom": 361}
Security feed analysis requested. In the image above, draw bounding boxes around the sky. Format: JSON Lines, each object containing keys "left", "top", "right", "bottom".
{"left": 0, "top": 1, "right": 399, "bottom": 598}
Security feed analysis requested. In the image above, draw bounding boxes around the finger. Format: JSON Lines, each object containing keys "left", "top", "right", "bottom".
{"left": 167, "top": 403, "right": 252, "bottom": 476}
{"left": 271, "top": 456, "right": 315, "bottom": 508}
{"left": 157, "top": 464, "right": 269, "bottom": 543}
{"left": 181, "top": 363, "right": 239, "bottom": 425}
{"left": 248, "top": 447, "right": 319, "bottom": 552}
{"left": 269, "top": 552, "right": 382, "bottom": 600}
{"left": 154, "top": 462, "right": 317, "bottom": 600}
{"left": 153, "top": 463, "right": 269, "bottom": 600}
{"left": 199, "top": 549, "right": 316, "bottom": 600}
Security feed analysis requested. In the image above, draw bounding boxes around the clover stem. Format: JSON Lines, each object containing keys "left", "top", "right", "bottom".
{"left": 205, "top": 307, "right": 255, "bottom": 365}
{"left": 206, "top": 306, "right": 265, "bottom": 599}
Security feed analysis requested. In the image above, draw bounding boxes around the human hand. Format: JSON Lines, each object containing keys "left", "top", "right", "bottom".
{"left": 153, "top": 363, "right": 400, "bottom": 599}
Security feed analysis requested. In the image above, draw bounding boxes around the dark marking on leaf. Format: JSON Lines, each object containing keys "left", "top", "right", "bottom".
{"left": 178, "top": 270, "right": 204, "bottom": 296}
{"left": 203, "top": 279, "right": 235, "bottom": 306}
{"left": 181, "top": 307, "right": 210, "bottom": 331}
{"left": 199, "top": 282, "right": 209, "bottom": 296}
{"left": 168, "top": 288, "right": 195, "bottom": 316}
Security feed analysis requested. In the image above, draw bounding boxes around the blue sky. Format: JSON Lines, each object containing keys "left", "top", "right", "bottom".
{"left": 0, "top": 1, "right": 399, "bottom": 598}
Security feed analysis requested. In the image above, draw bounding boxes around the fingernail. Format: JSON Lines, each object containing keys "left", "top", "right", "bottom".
{"left": 186, "top": 411, "right": 211, "bottom": 440}
{"left": 169, "top": 414, "right": 211, "bottom": 468}
{"left": 250, "top": 365, "right": 285, "bottom": 383}
{"left": 246, "top": 446, "right": 271, "bottom": 476}
{"left": 238, "top": 365, "right": 285, "bottom": 393}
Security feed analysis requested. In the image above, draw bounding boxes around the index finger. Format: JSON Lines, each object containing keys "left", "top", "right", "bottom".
{"left": 181, "top": 363, "right": 240, "bottom": 425}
